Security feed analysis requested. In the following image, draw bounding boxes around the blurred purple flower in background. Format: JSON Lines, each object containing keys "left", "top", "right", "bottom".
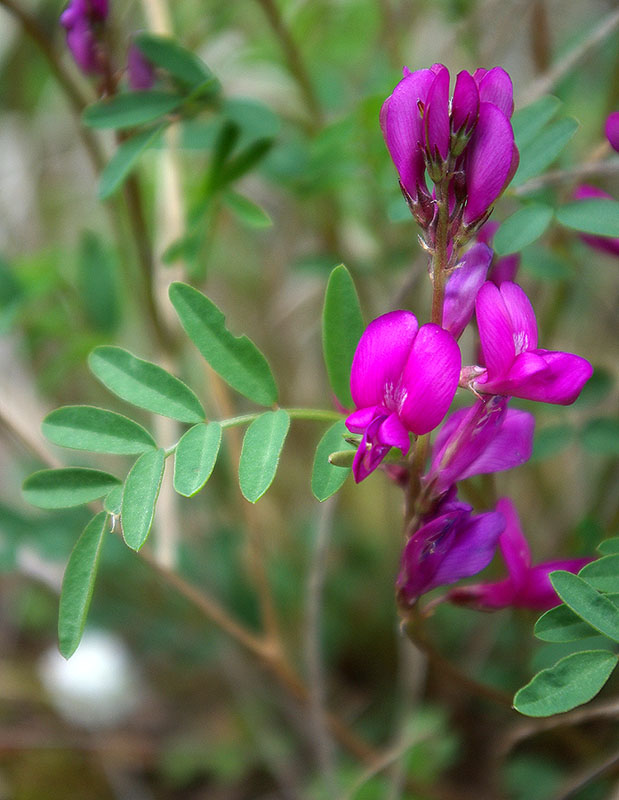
{"left": 573, "top": 185, "right": 619, "bottom": 258}
{"left": 345, "top": 311, "right": 461, "bottom": 482}
{"left": 60, "top": 0, "right": 108, "bottom": 75}
{"left": 472, "top": 281, "right": 593, "bottom": 404}
{"left": 442, "top": 242, "right": 493, "bottom": 338}
{"left": 605, "top": 111, "right": 619, "bottom": 152}
{"left": 477, "top": 221, "right": 520, "bottom": 284}
{"left": 127, "top": 42, "right": 155, "bottom": 90}
{"left": 446, "top": 498, "right": 591, "bottom": 610}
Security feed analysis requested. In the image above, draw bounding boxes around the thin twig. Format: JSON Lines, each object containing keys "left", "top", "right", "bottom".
{"left": 552, "top": 750, "right": 619, "bottom": 800}
{"left": 518, "top": 8, "right": 619, "bottom": 106}
{"left": 304, "top": 497, "right": 337, "bottom": 793}
{"left": 511, "top": 157, "right": 619, "bottom": 195}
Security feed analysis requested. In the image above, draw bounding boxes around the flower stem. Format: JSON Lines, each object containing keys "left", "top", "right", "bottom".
{"left": 430, "top": 181, "right": 451, "bottom": 326}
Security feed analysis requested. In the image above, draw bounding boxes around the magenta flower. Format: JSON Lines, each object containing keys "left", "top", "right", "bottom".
{"left": 396, "top": 492, "right": 505, "bottom": 606}
{"left": 345, "top": 311, "right": 461, "bottom": 482}
{"left": 380, "top": 64, "right": 518, "bottom": 228}
{"left": 605, "top": 111, "right": 619, "bottom": 152}
{"left": 472, "top": 281, "right": 593, "bottom": 404}
{"left": 127, "top": 42, "right": 155, "bottom": 90}
{"left": 573, "top": 185, "right": 619, "bottom": 258}
{"left": 446, "top": 498, "right": 590, "bottom": 610}
{"left": 426, "top": 396, "right": 534, "bottom": 496}
{"left": 442, "top": 242, "right": 493, "bottom": 339}
{"left": 60, "top": 0, "right": 108, "bottom": 75}
{"left": 477, "top": 221, "right": 520, "bottom": 284}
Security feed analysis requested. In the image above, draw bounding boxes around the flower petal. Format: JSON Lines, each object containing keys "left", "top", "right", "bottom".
{"left": 442, "top": 243, "right": 493, "bottom": 339}
{"left": 457, "top": 408, "right": 534, "bottom": 480}
{"left": 496, "top": 498, "right": 530, "bottom": 590}
{"left": 451, "top": 70, "right": 479, "bottom": 134}
{"left": 398, "top": 324, "right": 461, "bottom": 434}
{"left": 506, "top": 349, "right": 593, "bottom": 405}
{"left": 350, "top": 310, "right": 418, "bottom": 410}
{"left": 517, "top": 559, "right": 592, "bottom": 610}
{"left": 500, "top": 281, "right": 538, "bottom": 353}
{"left": 476, "top": 67, "right": 514, "bottom": 118}
{"left": 381, "top": 70, "right": 436, "bottom": 198}
{"left": 378, "top": 412, "right": 411, "bottom": 454}
{"left": 463, "top": 103, "right": 515, "bottom": 225}
{"left": 425, "top": 66, "right": 450, "bottom": 160}
{"left": 605, "top": 111, "right": 619, "bottom": 152}
{"left": 475, "top": 281, "right": 516, "bottom": 378}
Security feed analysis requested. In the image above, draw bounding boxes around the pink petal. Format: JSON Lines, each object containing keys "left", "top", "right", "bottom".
{"left": 398, "top": 324, "right": 461, "bottom": 435}
{"left": 573, "top": 185, "right": 619, "bottom": 256}
{"left": 378, "top": 412, "right": 411, "bottom": 454}
{"left": 475, "top": 281, "right": 516, "bottom": 379}
{"left": 381, "top": 69, "right": 436, "bottom": 199}
{"left": 506, "top": 349, "right": 593, "bottom": 405}
{"left": 425, "top": 66, "right": 450, "bottom": 160}
{"left": 476, "top": 67, "right": 514, "bottom": 118}
{"left": 451, "top": 70, "right": 479, "bottom": 134}
{"left": 350, "top": 311, "right": 419, "bottom": 410}
{"left": 500, "top": 281, "right": 538, "bottom": 353}
{"left": 463, "top": 103, "right": 515, "bottom": 225}
{"left": 457, "top": 409, "right": 534, "bottom": 480}
{"left": 446, "top": 577, "right": 518, "bottom": 610}
{"left": 496, "top": 498, "right": 530, "bottom": 590}
{"left": 442, "top": 243, "right": 493, "bottom": 339}
{"left": 517, "top": 560, "right": 592, "bottom": 610}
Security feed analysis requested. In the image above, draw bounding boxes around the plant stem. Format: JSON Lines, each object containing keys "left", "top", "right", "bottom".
{"left": 431, "top": 181, "right": 451, "bottom": 326}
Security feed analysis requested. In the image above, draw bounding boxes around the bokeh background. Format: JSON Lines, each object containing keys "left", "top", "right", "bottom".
{"left": 0, "top": 0, "right": 618, "bottom": 798}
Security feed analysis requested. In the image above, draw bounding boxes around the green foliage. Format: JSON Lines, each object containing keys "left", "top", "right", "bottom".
{"left": 513, "top": 650, "right": 617, "bottom": 717}
{"left": 550, "top": 571, "right": 619, "bottom": 642}
{"left": 134, "top": 33, "right": 218, "bottom": 92}
{"left": 556, "top": 199, "right": 619, "bottom": 237}
{"left": 223, "top": 191, "right": 273, "bottom": 229}
{"left": 42, "top": 406, "right": 156, "bottom": 454}
{"left": 511, "top": 95, "right": 562, "bottom": 150}
{"left": 77, "top": 231, "right": 120, "bottom": 333}
{"left": 98, "top": 124, "right": 166, "bottom": 199}
{"left": 169, "top": 282, "right": 278, "bottom": 406}
{"left": 311, "top": 420, "right": 353, "bottom": 501}
{"left": 531, "top": 424, "right": 574, "bottom": 462}
{"left": 494, "top": 204, "right": 554, "bottom": 255}
{"left": 121, "top": 449, "right": 166, "bottom": 550}
{"left": 83, "top": 92, "right": 183, "bottom": 130}
{"left": 511, "top": 116, "right": 578, "bottom": 187}
{"left": 173, "top": 422, "right": 222, "bottom": 497}
{"left": 578, "top": 555, "right": 619, "bottom": 593}
{"left": 534, "top": 604, "right": 600, "bottom": 643}
{"left": 580, "top": 418, "right": 619, "bottom": 455}
{"left": 23, "top": 469, "right": 121, "bottom": 509}
{"left": 238, "top": 410, "right": 290, "bottom": 502}
{"left": 598, "top": 538, "right": 619, "bottom": 555}
{"left": 322, "top": 265, "right": 364, "bottom": 408}
{"left": 89, "top": 345, "right": 205, "bottom": 423}
{"left": 58, "top": 513, "right": 108, "bottom": 659}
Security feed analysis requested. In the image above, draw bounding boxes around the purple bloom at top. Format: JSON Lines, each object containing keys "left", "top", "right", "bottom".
{"left": 605, "top": 111, "right": 619, "bottom": 152}
{"left": 380, "top": 64, "right": 518, "bottom": 227}
{"left": 573, "top": 185, "right": 619, "bottom": 258}
{"left": 127, "top": 42, "right": 155, "bottom": 91}
{"left": 397, "top": 491, "right": 505, "bottom": 606}
{"left": 446, "top": 498, "right": 591, "bottom": 610}
{"left": 426, "top": 396, "right": 534, "bottom": 496}
{"left": 345, "top": 310, "right": 461, "bottom": 482}
{"left": 60, "top": 0, "right": 109, "bottom": 75}
{"left": 472, "top": 281, "right": 593, "bottom": 404}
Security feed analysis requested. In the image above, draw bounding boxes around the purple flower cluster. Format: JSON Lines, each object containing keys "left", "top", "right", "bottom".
{"left": 344, "top": 64, "right": 593, "bottom": 613}
{"left": 381, "top": 64, "right": 519, "bottom": 236}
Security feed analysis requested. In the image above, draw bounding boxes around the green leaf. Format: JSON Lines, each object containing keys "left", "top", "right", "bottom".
{"left": 134, "top": 33, "right": 216, "bottom": 90}
{"left": 98, "top": 124, "right": 165, "bottom": 200}
{"left": 573, "top": 367, "right": 614, "bottom": 409}
{"left": 521, "top": 245, "right": 571, "bottom": 281}
{"left": 218, "top": 139, "right": 273, "bottom": 188}
{"left": 550, "top": 571, "right": 619, "bottom": 642}
{"left": 581, "top": 418, "right": 619, "bottom": 455}
{"left": 169, "top": 282, "right": 278, "bottom": 406}
{"left": 173, "top": 422, "right": 222, "bottom": 497}
{"left": 23, "top": 469, "right": 121, "bottom": 509}
{"left": 512, "top": 95, "right": 561, "bottom": 150}
{"left": 77, "top": 231, "right": 120, "bottom": 333}
{"left": 598, "top": 538, "right": 619, "bottom": 555}
{"left": 83, "top": 92, "right": 183, "bottom": 129}
{"left": 322, "top": 265, "right": 364, "bottom": 408}
{"left": 43, "top": 406, "right": 156, "bottom": 454}
{"left": 88, "top": 346, "right": 205, "bottom": 423}
{"left": 238, "top": 410, "right": 290, "bottom": 502}
{"left": 534, "top": 604, "right": 600, "bottom": 643}
{"left": 58, "top": 513, "right": 108, "bottom": 659}
{"left": 494, "top": 205, "right": 554, "bottom": 256}
{"left": 556, "top": 199, "right": 619, "bottom": 237}
{"left": 514, "top": 650, "right": 617, "bottom": 717}
{"left": 224, "top": 191, "right": 272, "bottom": 229}
{"left": 511, "top": 117, "right": 579, "bottom": 187}
{"left": 531, "top": 424, "right": 574, "bottom": 462}
{"left": 121, "top": 449, "right": 165, "bottom": 551}
{"left": 103, "top": 484, "right": 123, "bottom": 515}
{"left": 311, "top": 420, "right": 353, "bottom": 501}
{"left": 579, "top": 555, "right": 619, "bottom": 593}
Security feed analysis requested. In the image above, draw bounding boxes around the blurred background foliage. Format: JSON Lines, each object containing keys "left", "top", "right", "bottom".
{"left": 0, "top": 0, "right": 618, "bottom": 798}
